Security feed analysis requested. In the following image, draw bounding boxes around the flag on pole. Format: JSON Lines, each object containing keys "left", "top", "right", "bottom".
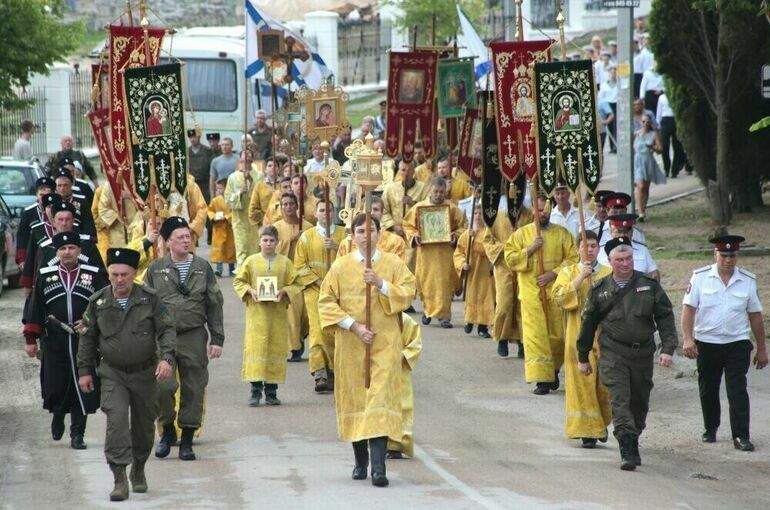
{"left": 456, "top": 6, "right": 491, "bottom": 88}
{"left": 245, "top": 0, "right": 332, "bottom": 89}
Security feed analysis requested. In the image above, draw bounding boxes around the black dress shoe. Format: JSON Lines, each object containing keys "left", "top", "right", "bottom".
{"left": 405, "top": 305, "right": 416, "bottom": 314}
{"left": 439, "top": 319, "right": 453, "bottom": 329}
{"left": 533, "top": 383, "right": 550, "bottom": 395}
{"left": 70, "top": 435, "right": 87, "bottom": 450}
{"left": 386, "top": 450, "right": 404, "bottom": 459}
{"left": 421, "top": 314, "right": 431, "bottom": 325}
{"left": 581, "top": 438, "right": 597, "bottom": 449}
{"left": 497, "top": 341, "right": 509, "bottom": 357}
{"left": 477, "top": 325, "right": 491, "bottom": 338}
{"left": 372, "top": 472, "right": 389, "bottom": 487}
{"left": 287, "top": 350, "right": 303, "bottom": 362}
{"left": 51, "top": 414, "right": 65, "bottom": 441}
{"left": 463, "top": 323, "right": 473, "bottom": 334}
{"left": 155, "top": 424, "right": 176, "bottom": 458}
{"left": 702, "top": 430, "right": 716, "bottom": 443}
{"left": 733, "top": 437, "right": 755, "bottom": 452}
{"left": 549, "top": 372, "right": 560, "bottom": 391}
{"left": 352, "top": 466, "right": 367, "bottom": 480}
{"left": 314, "top": 379, "right": 328, "bottom": 393}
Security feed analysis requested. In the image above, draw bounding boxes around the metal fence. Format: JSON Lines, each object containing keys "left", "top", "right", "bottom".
{"left": 337, "top": 15, "right": 390, "bottom": 87}
{"left": 70, "top": 67, "right": 95, "bottom": 149}
{"left": 0, "top": 89, "right": 47, "bottom": 158}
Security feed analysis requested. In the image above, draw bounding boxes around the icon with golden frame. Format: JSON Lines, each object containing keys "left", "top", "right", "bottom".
{"left": 417, "top": 204, "right": 452, "bottom": 244}
{"left": 298, "top": 83, "right": 349, "bottom": 142}
{"left": 255, "top": 276, "right": 279, "bottom": 302}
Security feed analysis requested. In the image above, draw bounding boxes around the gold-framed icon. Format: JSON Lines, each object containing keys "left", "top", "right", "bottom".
{"left": 298, "top": 83, "right": 349, "bottom": 143}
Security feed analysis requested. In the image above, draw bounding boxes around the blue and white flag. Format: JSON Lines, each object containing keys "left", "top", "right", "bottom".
{"left": 456, "top": 5, "right": 491, "bottom": 89}
{"left": 245, "top": 0, "right": 332, "bottom": 89}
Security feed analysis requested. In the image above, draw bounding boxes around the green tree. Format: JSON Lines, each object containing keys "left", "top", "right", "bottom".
{"left": 381, "top": 0, "right": 486, "bottom": 46}
{"left": 0, "top": 0, "right": 81, "bottom": 109}
{"left": 649, "top": 0, "right": 770, "bottom": 228}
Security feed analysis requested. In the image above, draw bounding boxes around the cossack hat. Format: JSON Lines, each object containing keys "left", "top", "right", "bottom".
{"left": 36, "top": 176, "right": 55, "bottom": 191}
{"left": 602, "top": 192, "right": 632, "bottom": 210}
{"left": 186, "top": 129, "right": 197, "bottom": 137}
{"left": 605, "top": 236, "right": 631, "bottom": 256}
{"left": 709, "top": 235, "right": 745, "bottom": 254}
{"left": 52, "top": 231, "right": 81, "bottom": 249}
{"left": 50, "top": 201, "right": 77, "bottom": 217}
{"left": 54, "top": 168, "right": 74, "bottom": 182}
{"left": 42, "top": 193, "right": 63, "bottom": 208}
{"left": 608, "top": 213, "right": 638, "bottom": 230}
{"left": 206, "top": 133, "right": 220, "bottom": 141}
{"left": 107, "top": 248, "right": 140, "bottom": 269}
{"left": 160, "top": 216, "right": 190, "bottom": 241}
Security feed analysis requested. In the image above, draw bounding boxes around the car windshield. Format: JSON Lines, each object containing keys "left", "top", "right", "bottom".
{"left": 0, "top": 165, "right": 35, "bottom": 196}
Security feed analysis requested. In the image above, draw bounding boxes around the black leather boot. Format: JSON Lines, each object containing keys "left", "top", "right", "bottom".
{"left": 631, "top": 436, "right": 641, "bottom": 466}
{"left": 369, "top": 436, "right": 389, "bottom": 487}
{"left": 179, "top": 427, "right": 196, "bottom": 461}
{"left": 352, "top": 440, "right": 369, "bottom": 480}
{"left": 155, "top": 424, "right": 176, "bottom": 458}
{"left": 70, "top": 410, "right": 87, "bottom": 449}
{"left": 618, "top": 435, "right": 636, "bottom": 471}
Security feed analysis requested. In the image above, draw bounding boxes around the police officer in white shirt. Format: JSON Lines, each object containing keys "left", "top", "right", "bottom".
{"left": 681, "top": 235, "right": 767, "bottom": 451}
{"left": 584, "top": 190, "right": 614, "bottom": 237}
{"left": 597, "top": 214, "right": 659, "bottom": 281}
{"left": 549, "top": 180, "right": 581, "bottom": 240}
{"left": 597, "top": 193, "right": 646, "bottom": 246}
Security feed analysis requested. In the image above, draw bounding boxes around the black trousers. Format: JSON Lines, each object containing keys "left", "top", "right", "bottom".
{"left": 696, "top": 340, "right": 752, "bottom": 439}
{"left": 659, "top": 117, "right": 685, "bottom": 176}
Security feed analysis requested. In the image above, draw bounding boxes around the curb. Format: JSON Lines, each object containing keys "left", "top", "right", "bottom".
{"left": 648, "top": 187, "right": 705, "bottom": 208}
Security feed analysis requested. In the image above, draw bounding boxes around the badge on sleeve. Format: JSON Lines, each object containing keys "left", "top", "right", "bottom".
{"left": 685, "top": 283, "right": 691, "bottom": 295}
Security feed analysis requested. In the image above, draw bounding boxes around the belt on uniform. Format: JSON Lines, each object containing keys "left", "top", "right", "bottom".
{"left": 102, "top": 358, "right": 156, "bottom": 374}
{"left": 607, "top": 336, "right": 654, "bottom": 351}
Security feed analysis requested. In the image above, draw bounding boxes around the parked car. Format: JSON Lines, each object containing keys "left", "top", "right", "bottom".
{"left": 0, "top": 158, "right": 45, "bottom": 210}
{"left": 0, "top": 193, "right": 21, "bottom": 295}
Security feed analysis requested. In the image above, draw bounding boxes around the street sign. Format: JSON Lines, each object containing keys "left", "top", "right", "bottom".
{"left": 603, "top": 0, "right": 640, "bottom": 7}
{"left": 763, "top": 65, "right": 770, "bottom": 99}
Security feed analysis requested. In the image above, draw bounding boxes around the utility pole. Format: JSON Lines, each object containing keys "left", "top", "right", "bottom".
{"left": 615, "top": 4, "right": 635, "bottom": 209}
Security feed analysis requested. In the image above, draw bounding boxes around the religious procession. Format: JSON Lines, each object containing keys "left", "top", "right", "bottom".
{"left": 4, "top": 0, "right": 770, "bottom": 508}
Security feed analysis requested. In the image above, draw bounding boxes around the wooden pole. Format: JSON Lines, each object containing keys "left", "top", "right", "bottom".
{"left": 126, "top": 0, "right": 133, "bottom": 26}
{"left": 364, "top": 190, "right": 372, "bottom": 389}
{"left": 461, "top": 190, "right": 477, "bottom": 300}
{"left": 271, "top": 83, "right": 279, "bottom": 190}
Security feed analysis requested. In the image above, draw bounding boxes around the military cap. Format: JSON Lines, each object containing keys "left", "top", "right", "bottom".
{"left": 593, "top": 190, "right": 614, "bottom": 204}
{"left": 709, "top": 235, "right": 745, "bottom": 254}
{"left": 186, "top": 129, "right": 197, "bottom": 137}
{"left": 36, "top": 176, "right": 55, "bottom": 191}
{"left": 54, "top": 168, "right": 74, "bottom": 182}
{"left": 160, "top": 216, "right": 190, "bottom": 240}
{"left": 554, "top": 179, "right": 569, "bottom": 190}
{"left": 42, "top": 193, "right": 63, "bottom": 208}
{"left": 206, "top": 133, "right": 220, "bottom": 141}
{"left": 608, "top": 213, "right": 638, "bottom": 230}
{"left": 605, "top": 236, "right": 632, "bottom": 256}
{"left": 52, "top": 231, "right": 81, "bottom": 249}
{"left": 107, "top": 248, "right": 140, "bottom": 269}
{"left": 50, "top": 201, "right": 77, "bottom": 217}
{"left": 602, "top": 192, "right": 631, "bottom": 210}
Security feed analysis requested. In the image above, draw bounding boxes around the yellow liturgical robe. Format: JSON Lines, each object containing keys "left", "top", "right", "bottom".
{"left": 294, "top": 225, "right": 347, "bottom": 374}
{"left": 225, "top": 169, "right": 259, "bottom": 263}
{"left": 481, "top": 208, "right": 534, "bottom": 342}
{"left": 233, "top": 253, "right": 302, "bottom": 383}
{"left": 318, "top": 251, "right": 416, "bottom": 442}
{"left": 207, "top": 195, "right": 236, "bottom": 264}
{"left": 337, "top": 229, "right": 407, "bottom": 261}
{"left": 275, "top": 219, "right": 313, "bottom": 352}
{"left": 403, "top": 199, "right": 467, "bottom": 320}
{"left": 504, "top": 222, "right": 578, "bottom": 383}
{"left": 552, "top": 262, "right": 613, "bottom": 439}
{"left": 454, "top": 229, "right": 495, "bottom": 325}
{"left": 248, "top": 179, "right": 276, "bottom": 226}
{"left": 386, "top": 312, "right": 423, "bottom": 457}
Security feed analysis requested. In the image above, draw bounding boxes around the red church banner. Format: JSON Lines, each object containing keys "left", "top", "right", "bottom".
{"left": 457, "top": 106, "right": 482, "bottom": 185}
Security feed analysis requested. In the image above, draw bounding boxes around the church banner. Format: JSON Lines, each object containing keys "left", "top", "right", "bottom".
{"left": 534, "top": 59, "right": 602, "bottom": 196}
{"left": 490, "top": 40, "right": 551, "bottom": 181}
{"left": 108, "top": 25, "right": 165, "bottom": 175}
{"left": 480, "top": 91, "right": 502, "bottom": 228}
{"left": 123, "top": 63, "right": 187, "bottom": 201}
{"left": 385, "top": 51, "right": 438, "bottom": 163}
{"left": 457, "top": 106, "right": 482, "bottom": 185}
{"left": 436, "top": 58, "right": 477, "bottom": 118}
{"left": 87, "top": 108, "right": 125, "bottom": 209}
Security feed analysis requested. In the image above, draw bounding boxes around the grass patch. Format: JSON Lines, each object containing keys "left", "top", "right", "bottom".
{"left": 74, "top": 27, "right": 106, "bottom": 58}
{"left": 346, "top": 92, "right": 384, "bottom": 130}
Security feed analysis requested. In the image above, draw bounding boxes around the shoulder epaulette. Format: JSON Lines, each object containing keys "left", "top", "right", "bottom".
{"left": 693, "top": 265, "right": 710, "bottom": 274}
{"left": 80, "top": 264, "right": 100, "bottom": 272}
{"left": 89, "top": 287, "right": 109, "bottom": 301}
{"left": 638, "top": 272, "right": 658, "bottom": 283}
{"left": 25, "top": 203, "right": 37, "bottom": 211}
{"left": 738, "top": 268, "right": 756, "bottom": 280}
{"left": 40, "top": 265, "right": 58, "bottom": 274}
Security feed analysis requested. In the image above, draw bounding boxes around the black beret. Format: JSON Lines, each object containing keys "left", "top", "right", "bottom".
{"left": 55, "top": 168, "right": 74, "bottom": 182}
{"left": 50, "top": 201, "right": 77, "bottom": 217}
{"left": 52, "top": 231, "right": 81, "bottom": 249}
{"left": 42, "top": 193, "right": 63, "bottom": 208}
{"left": 106, "top": 248, "right": 140, "bottom": 269}
{"left": 36, "top": 177, "right": 55, "bottom": 190}
{"left": 604, "top": 236, "right": 632, "bottom": 256}
{"left": 186, "top": 129, "right": 197, "bottom": 137}
{"left": 206, "top": 133, "right": 220, "bottom": 141}
{"left": 160, "top": 216, "right": 190, "bottom": 240}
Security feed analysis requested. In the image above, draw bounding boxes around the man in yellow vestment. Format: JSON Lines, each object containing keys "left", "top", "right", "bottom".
{"left": 504, "top": 193, "right": 578, "bottom": 394}
{"left": 436, "top": 156, "right": 471, "bottom": 204}
{"left": 274, "top": 193, "right": 313, "bottom": 361}
{"left": 386, "top": 312, "right": 423, "bottom": 459}
{"left": 225, "top": 152, "right": 259, "bottom": 264}
{"left": 403, "top": 176, "right": 467, "bottom": 328}
{"left": 454, "top": 205, "right": 495, "bottom": 337}
{"left": 318, "top": 213, "right": 416, "bottom": 487}
{"left": 482, "top": 201, "right": 533, "bottom": 357}
{"left": 294, "top": 200, "right": 346, "bottom": 392}
{"left": 338, "top": 196, "right": 406, "bottom": 260}
{"left": 248, "top": 159, "right": 278, "bottom": 227}
{"left": 233, "top": 225, "right": 302, "bottom": 406}
{"left": 552, "top": 229, "right": 612, "bottom": 447}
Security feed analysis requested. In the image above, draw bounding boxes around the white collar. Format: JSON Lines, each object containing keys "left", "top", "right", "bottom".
{"left": 707, "top": 263, "right": 742, "bottom": 284}
{"left": 315, "top": 223, "right": 335, "bottom": 237}
{"left": 354, "top": 249, "right": 381, "bottom": 264}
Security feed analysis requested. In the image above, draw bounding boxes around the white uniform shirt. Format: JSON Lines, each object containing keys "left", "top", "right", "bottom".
{"left": 656, "top": 94, "right": 674, "bottom": 124}
{"left": 682, "top": 264, "right": 763, "bottom": 344}
{"left": 550, "top": 205, "right": 581, "bottom": 240}
{"left": 598, "top": 240, "right": 657, "bottom": 273}
{"left": 640, "top": 69, "right": 665, "bottom": 95}
{"left": 597, "top": 225, "right": 646, "bottom": 246}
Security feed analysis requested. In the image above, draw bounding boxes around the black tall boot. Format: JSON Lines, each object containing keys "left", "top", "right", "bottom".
{"left": 618, "top": 435, "right": 636, "bottom": 471}
{"left": 631, "top": 436, "right": 642, "bottom": 466}
{"left": 352, "top": 440, "right": 369, "bottom": 480}
{"left": 369, "top": 436, "right": 389, "bottom": 487}
{"left": 70, "top": 410, "right": 87, "bottom": 450}
{"left": 155, "top": 423, "right": 176, "bottom": 458}
{"left": 179, "top": 427, "right": 196, "bottom": 461}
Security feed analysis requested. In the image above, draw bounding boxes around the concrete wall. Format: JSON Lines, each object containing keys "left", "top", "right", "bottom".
{"left": 29, "top": 64, "right": 71, "bottom": 154}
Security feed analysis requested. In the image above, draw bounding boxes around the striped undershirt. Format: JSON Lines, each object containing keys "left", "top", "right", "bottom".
{"left": 116, "top": 297, "right": 129, "bottom": 308}
{"left": 614, "top": 278, "right": 631, "bottom": 288}
{"left": 175, "top": 259, "right": 193, "bottom": 283}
